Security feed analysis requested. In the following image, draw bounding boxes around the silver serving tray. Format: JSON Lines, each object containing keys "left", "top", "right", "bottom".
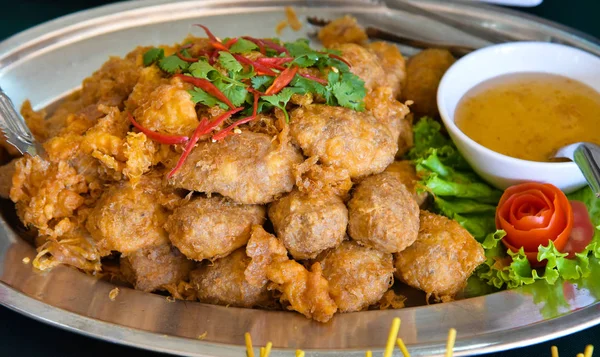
{"left": 1, "top": 1, "right": 599, "bottom": 356}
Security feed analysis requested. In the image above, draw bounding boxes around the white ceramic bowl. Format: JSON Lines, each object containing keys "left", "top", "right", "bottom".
{"left": 437, "top": 41, "right": 600, "bottom": 193}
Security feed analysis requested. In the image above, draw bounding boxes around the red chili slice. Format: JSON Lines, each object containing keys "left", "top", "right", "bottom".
{"left": 256, "top": 57, "right": 294, "bottom": 67}
{"left": 241, "top": 36, "right": 266, "bottom": 55}
{"left": 176, "top": 51, "right": 199, "bottom": 63}
{"left": 265, "top": 66, "right": 298, "bottom": 95}
{"left": 213, "top": 90, "right": 260, "bottom": 141}
{"left": 233, "top": 54, "right": 277, "bottom": 76}
{"left": 327, "top": 53, "right": 352, "bottom": 67}
{"left": 298, "top": 72, "right": 328, "bottom": 85}
{"left": 127, "top": 113, "right": 188, "bottom": 145}
{"left": 174, "top": 74, "right": 235, "bottom": 109}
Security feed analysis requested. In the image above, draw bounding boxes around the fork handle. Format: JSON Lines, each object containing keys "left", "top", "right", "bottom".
{"left": 573, "top": 143, "right": 600, "bottom": 198}
{"left": 0, "top": 87, "right": 38, "bottom": 156}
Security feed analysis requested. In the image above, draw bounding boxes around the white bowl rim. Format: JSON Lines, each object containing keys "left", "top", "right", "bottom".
{"left": 437, "top": 41, "right": 600, "bottom": 170}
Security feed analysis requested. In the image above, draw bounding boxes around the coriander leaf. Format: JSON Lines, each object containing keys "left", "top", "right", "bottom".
{"left": 290, "top": 75, "right": 327, "bottom": 97}
{"left": 261, "top": 87, "right": 300, "bottom": 122}
{"left": 214, "top": 79, "right": 248, "bottom": 107}
{"left": 251, "top": 75, "right": 274, "bottom": 91}
{"left": 158, "top": 55, "right": 189, "bottom": 74}
{"left": 218, "top": 51, "right": 243, "bottom": 73}
{"left": 188, "top": 88, "right": 228, "bottom": 110}
{"left": 231, "top": 68, "right": 256, "bottom": 81}
{"left": 143, "top": 48, "right": 164, "bottom": 66}
{"left": 229, "top": 38, "right": 259, "bottom": 54}
{"left": 328, "top": 72, "right": 366, "bottom": 111}
{"left": 189, "top": 60, "right": 217, "bottom": 79}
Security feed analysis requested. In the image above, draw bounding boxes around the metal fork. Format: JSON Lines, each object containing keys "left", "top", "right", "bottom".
{"left": 0, "top": 87, "right": 40, "bottom": 156}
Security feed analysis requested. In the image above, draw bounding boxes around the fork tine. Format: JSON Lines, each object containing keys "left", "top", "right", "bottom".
{"left": 306, "top": 16, "right": 331, "bottom": 27}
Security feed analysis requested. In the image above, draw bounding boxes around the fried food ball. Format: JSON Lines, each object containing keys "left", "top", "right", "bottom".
{"left": 318, "top": 15, "right": 368, "bottom": 48}
{"left": 120, "top": 244, "right": 194, "bottom": 292}
{"left": 132, "top": 79, "right": 199, "bottom": 136}
{"left": 290, "top": 104, "right": 397, "bottom": 179}
{"left": 367, "top": 42, "right": 407, "bottom": 97}
{"left": 394, "top": 210, "right": 485, "bottom": 300}
{"left": 164, "top": 196, "right": 265, "bottom": 261}
{"left": 396, "top": 112, "right": 414, "bottom": 157}
{"left": 348, "top": 172, "right": 419, "bottom": 253}
{"left": 384, "top": 161, "right": 427, "bottom": 207}
{"left": 189, "top": 248, "right": 272, "bottom": 308}
{"left": 245, "top": 225, "right": 289, "bottom": 287}
{"left": 267, "top": 260, "right": 337, "bottom": 322}
{"left": 364, "top": 86, "right": 411, "bottom": 148}
{"left": 85, "top": 174, "right": 169, "bottom": 256}
{"left": 293, "top": 156, "right": 353, "bottom": 199}
{"left": 401, "top": 49, "right": 455, "bottom": 118}
{"left": 317, "top": 241, "right": 394, "bottom": 312}
{"left": 332, "top": 43, "right": 386, "bottom": 92}
{"left": 268, "top": 189, "right": 347, "bottom": 260}
{"left": 168, "top": 130, "right": 303, "bottom": 204}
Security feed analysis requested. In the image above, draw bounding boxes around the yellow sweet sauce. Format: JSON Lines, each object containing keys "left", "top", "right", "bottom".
{"left": 454, "top": 72, "right": 600, "bottom": 162}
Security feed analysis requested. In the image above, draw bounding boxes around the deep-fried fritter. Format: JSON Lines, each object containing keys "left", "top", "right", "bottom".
{"left": 290, "top": 104, "right": 397, "bottom": 179}
{"left": 384, "top": 160, "right": 427, "bottom": 207}
{"left": 332, "top": 43, "right": 386, "bottom": 92}
{"left": 268, "top": 189, "right": 347, "bottom": 260}
{"left": 317, "top": 241, "right": 394, "bottom": 312}
{"left": 394, "top": 210, "right": 485, "bottom": 300}
{"left": 168, "top": 130, "right": 303, "bottom": 204}
{"left": 189, "top": 248, "right": 272, "bottom": 308}
{"left": 120, "top": 244, "right": 194, "bottom": 292}
{"left": 245, "top": 225, "right": 289, "bottom": 287}
{"left": 267, "top": 260, "right": 337, "bottom": 322}
{"left": 85, "top": 174, "right": 169, "bottom": 256}
{"left": 367, "top": 42, "right": 407, "bottom": 98}
{"left": 165, "top": 196, "right": 265, "bottom": 261}
{"left": 401, "top": 49, "right": 455, "bottom": 118}
{"left": 348, "top": 172, "right": 419, "bottom": 253}
{"left": 364, "top": 86, "right": 411, "bottom": 149}
{"left": 293, "top": 156, "right": 353, "bottom": 198}
{"left": 397, "top": 113, "right": 414, "bottom": 158}
{"left": 318, "top": 15, "right": 368, "bottom": 48}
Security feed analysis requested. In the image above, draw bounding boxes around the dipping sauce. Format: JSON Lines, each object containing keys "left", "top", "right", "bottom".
{"left": 454, "top": 73, "right": 600, "bottom": 162}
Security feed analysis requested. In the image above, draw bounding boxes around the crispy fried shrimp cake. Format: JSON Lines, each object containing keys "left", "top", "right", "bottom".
{"left": 245, "top": 225, "right": 289, "bottom": 287}
{"left": 121, "top": 244, "right": 194, "bottom": 292}
{"left": 384, "top": 161, "right": 427, "bottom": 207}
{"left": 402, "top": 49, "right": 455, "bottom": 118}
{"left": 348, "top": 172, "right": 419, "bottom": 253}
{"left": 332, "top": 43, "right": 386, "bottom": 92}
{"left": 165, "top": 196, "right": 265, "bottom": 261}
{"left": 267, "top": 260, "right": 337, "bottom": 322}
{"left": 268, "top": 189, "right": 347, "bottom": 260}
{"left": 85, "top": 175, "right": 169, "bottom": 256}
{"left": 394, "top": 210, "right": 485, "bottom": 300}
{"left": 364, "top": 86, "right": 411, "bottom": 154}
{"left": 290, "top": 105, "right": 397, "bottom": 179}
{"left": 189, "top": 248, "right": 272, "bottom": 308}
{"left": 317, "top": 241, "right": 394, "bottom": 312}
{"left": 367, "top": 42, "right": 407, "bottom": 97}
{"left": 168, "top": 130, "right": 303, "bottom": 204}
{"left": 317, "top": 15, "right": 368, "bottom": 48}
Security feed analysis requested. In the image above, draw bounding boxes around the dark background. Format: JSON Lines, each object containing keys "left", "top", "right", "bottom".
{"left": 1, "top": 1, "right": 599, "bottom": 356}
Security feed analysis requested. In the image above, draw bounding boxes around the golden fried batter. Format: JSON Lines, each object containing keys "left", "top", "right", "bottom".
{"left": 121, "top": 244, "right": 194, "bottom": 292}
{"left": 348, "top": 172, "right": 419, "bottom": 253}
{"left": 290, "top": 104, "right": 397, "bottom": 179}
{"left": 401, "top": 49, "right": 455, "bottom": 118}
{"left": 364, "top": 86, "right": 411, "bottom": 153}
{"left": 317, "top": 241, "right": 394, "bottom": 312}
{"left": 168, "top": 130, "right": 303, "bottom": 204}
{"left": 267, "top": 260, "right": 337, "bottom": 322}
{"left": 394, "top": 210, "right": 485, "bottom": 300}
{"left": 317, "top": 15, "right": 368, "bottom": 48}
{"left": 85, "top": 174, "right": 169, "bottom": 256}
{"left": 367, "top": 42, "right": 407, "bottom": 97}
{"left": 293, "top": 156, "right": 352, "bottom": 199}
{"left": 190, "top": 248, "right": 272, "bottom": 308}
{"left": 268, "top": 189, "right": 347, "bottom": 260}
{"left": 10, "top": 156, "right": 87, "bottom": 236}
{"left": 245, "top": 225, "right": 289, "bottom": 287}
{"left": 384, "top": 160, "right": 427, "bottom": 207}
{"left": 165, "top": 196, "right": 265, "bottom": 261}
{"left": 332, "top": 43, "right": 386, "bottom": 92}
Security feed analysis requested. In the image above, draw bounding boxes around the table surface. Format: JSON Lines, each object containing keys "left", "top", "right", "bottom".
{"left": 1, "top": 0, "right": 599, "bottom": 356}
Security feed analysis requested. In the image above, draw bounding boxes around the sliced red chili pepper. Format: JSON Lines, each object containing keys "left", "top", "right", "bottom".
{"left": 197, "top": 107, "right": 245, "bottom": 134}
{"left": 261, "top": 38, "right": 290, "bottom": 55}
{"left": 176, "top": 51, "right": 199, "bottom": 63}
{"left": 266, "top": 66, "right": 298, "bottom": 95}
{"left": 241, "top": 36, "right": 266, "bottom": 55}
{"left": 327, "top": 53, "right": 352, "bottom": 67}
{"left": 233, "top": 54, "right": 277, "bottom": 76}
{"left": 298, "top": 72, "right": 328, "bottom": 85}
{"left": 174, "top": 74, "right": 235, "bottom": 109}
{"left": 208, "top": 50, "right": 219, "bottom": 65}
{"left": 256, "top": 57, "right": 294, "bottom": 66}
{"left": 213, "top": 91, "right": 260, "bottom": 141}
{"left": 167, "top": 119, "right": 207, "bottom": 178}
{"left": 180, "top": 43, "right": 193, "bottom": 50}
{"left": 223, "top": 38, "right": 238, "bottom": 49}
{"left": 127, "top": 113, "right": 189, "bottom": 145}
{"left": 195, "top": 24, "right": 219, "bottom": 43}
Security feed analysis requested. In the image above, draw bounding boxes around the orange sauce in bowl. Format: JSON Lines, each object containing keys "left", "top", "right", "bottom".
{"left": 454, "top": 73, "right": 600, "bottom": 162}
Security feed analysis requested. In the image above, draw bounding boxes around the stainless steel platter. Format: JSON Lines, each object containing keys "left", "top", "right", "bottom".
{"left": 1, "top": 1, "right": 599, "bottom": 356}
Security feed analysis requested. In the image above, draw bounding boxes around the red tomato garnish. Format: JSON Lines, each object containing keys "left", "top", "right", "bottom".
{"left": 496, "top": 182, "right": 574, "bottom": 266}
{"left": 563, "top": 201, "right": 595, "bottom": 258}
